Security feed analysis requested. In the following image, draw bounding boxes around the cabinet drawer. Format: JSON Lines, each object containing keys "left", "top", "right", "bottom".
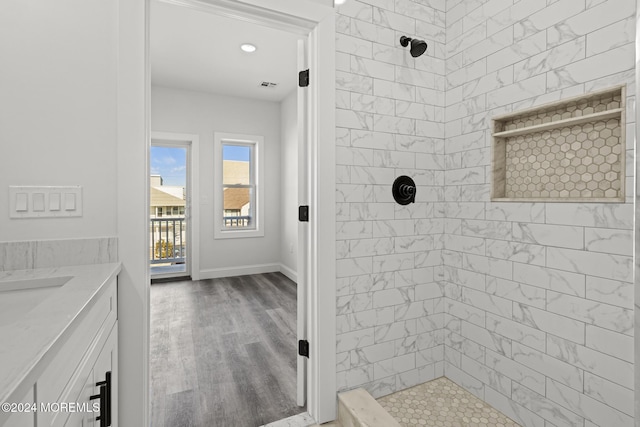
{"left": 37, "top": 278, "right": 116, "bottom": 426}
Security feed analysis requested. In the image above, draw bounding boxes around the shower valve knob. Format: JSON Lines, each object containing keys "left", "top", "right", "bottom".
{"left": 392, "top": 176, "right": 416, "bottom": 205}
{"left": 399, "top": 184, "right": 415, "bottom": 197}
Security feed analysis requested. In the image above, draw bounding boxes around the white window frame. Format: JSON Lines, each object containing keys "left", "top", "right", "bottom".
{"left": 214, "top": 132, "right": 264, "bottom": 239}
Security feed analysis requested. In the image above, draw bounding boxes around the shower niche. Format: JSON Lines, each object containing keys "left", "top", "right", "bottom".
{"left": 491, "top": 85, "right": 625, "bottom": 202}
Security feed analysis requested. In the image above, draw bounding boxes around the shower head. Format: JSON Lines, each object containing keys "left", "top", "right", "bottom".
{"left": 400, "top": 36, "right": 428, "bottom": 58}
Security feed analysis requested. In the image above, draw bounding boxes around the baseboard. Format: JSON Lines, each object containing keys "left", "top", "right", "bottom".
{"left": 279, "top": 263, "right": 297, "bottom": 283}
{"left": 199, "top": 263, "right": 281, "bottom": 279}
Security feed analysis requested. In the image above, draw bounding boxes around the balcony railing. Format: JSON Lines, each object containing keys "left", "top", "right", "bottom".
{"left": 223, "top": 216, "right": 251, "bottom": 228}
{"left": 150, "top": 217, "right": 186, "bottom": 265}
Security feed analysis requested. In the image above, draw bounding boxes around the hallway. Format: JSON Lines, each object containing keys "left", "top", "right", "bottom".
{"left": 150, "top": 273, "right": 302, "bottom": 426}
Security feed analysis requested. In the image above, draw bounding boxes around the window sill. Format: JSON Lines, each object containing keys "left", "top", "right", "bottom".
{"left": 214, "top": 229, "right": 264, "bottom": 240}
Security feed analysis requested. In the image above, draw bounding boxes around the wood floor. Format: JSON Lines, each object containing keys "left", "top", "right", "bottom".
{"left": 150, "top": 272, "right": 303, "bottom": 427}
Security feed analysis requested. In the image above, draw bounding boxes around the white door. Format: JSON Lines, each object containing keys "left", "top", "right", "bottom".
{"left": 297, "top": 37, "right": 309, "bottom": 408}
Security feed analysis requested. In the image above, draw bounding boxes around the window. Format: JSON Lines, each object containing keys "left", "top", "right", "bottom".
{"left": 214, "top": 133, "right": 264, "bottom": 239}
{"left": 222, "top": 144, "right": 254, "bottom": 228}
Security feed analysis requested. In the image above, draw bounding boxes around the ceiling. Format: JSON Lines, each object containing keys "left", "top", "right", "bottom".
{"left": 150, "top": 1, "right": 300, "bottom": 102}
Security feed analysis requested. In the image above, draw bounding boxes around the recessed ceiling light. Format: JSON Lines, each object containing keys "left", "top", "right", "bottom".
{"left": 240, "top": 43, "right": 257, "bottom": 53}
{"left": 334, "top": 0, "right": 347, "bottom": 4}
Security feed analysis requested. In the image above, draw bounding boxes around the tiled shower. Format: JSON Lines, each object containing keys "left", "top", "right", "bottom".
{"left": 334, "top": 0, "right": 635, "bottom": 426}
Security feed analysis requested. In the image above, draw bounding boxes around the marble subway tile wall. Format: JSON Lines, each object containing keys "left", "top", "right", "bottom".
{"left": 443, "top": 1, "right": 635, "bottom": 426}
{"left": 335, "top": 0, "right": 447, "bottom": 397}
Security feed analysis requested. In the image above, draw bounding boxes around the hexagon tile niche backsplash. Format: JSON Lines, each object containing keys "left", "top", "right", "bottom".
{"left": 491, "top": 85, "right": 625, "bottom": 202}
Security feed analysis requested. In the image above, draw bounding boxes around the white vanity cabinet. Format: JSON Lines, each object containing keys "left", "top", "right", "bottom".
{"left": 0, "top": 272, "right": 118, "bottom": 427}
{"left": 40, "top": 276, "right": 118, "bottom": 427}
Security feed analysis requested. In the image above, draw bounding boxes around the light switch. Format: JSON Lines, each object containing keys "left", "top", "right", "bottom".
{"left": 10, "top": 186, "right": 82, "bottom": 218}
{"left": 15, "top": 193, "right": 28, "bottom": 212}
{"left": 33, "top": 193, "right": 45, "bottom": 212}
{"left": 64, "top": 193, "right": 76, "bottom": 211}
{"left": 49, "top": 193, "right": 61, "bottom": 211}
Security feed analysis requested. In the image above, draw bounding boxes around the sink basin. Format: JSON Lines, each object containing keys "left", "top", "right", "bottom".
{"left": 0, "top": 276, "right": 73, "bottom": 326}
{"left": 0, "top": 276, "right": 72, "bottom": 293}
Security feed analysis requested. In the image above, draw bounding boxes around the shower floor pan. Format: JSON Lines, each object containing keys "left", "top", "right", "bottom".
{"left": 377, "top": 377, "right": 521, "bottom": 427}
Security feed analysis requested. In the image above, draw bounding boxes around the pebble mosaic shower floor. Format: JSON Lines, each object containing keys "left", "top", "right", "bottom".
{"left": 377, "top": 377, "right": 521, "bottom": 427}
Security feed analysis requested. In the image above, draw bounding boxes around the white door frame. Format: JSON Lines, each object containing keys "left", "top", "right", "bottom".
{"left": 116, "top": 0, "right": 336, "bottom": 425}
{"left": 150, "top": 131, "right": 200, "bottom": 281}
{"left": 297, "top": 37, "right": 309, "bottom": 408}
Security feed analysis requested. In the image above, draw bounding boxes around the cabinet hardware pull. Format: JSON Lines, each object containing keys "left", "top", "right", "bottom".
{"left": 96, "top": 371, "right": 112, "bottom": 425}
{"left": 90, "top": 384, "right": 106, "bottom": 427}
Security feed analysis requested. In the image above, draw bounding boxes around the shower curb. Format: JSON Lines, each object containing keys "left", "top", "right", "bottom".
{"left": 336, "top": 388, "right": 401, "bottom": 427}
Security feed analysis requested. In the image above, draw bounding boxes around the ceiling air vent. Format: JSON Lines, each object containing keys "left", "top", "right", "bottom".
{"left": 260, "top": 81, "right": 278, "bottom": 88}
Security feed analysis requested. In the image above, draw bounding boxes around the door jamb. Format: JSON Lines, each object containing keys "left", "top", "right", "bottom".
{"left": 150, "top": 131, "right": 200, "bottom": 281}
{"left": 305, "top": 15, "right": 337, "bottom": 422}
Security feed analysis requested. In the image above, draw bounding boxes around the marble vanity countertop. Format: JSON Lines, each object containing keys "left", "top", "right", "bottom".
{"left": 0, "top": 262, "right": 121, "bottom": 404}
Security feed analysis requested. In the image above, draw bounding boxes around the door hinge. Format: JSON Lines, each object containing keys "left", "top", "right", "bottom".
{"left": 298, "top": 340, "right": 309, "bottom": 358}
{"left": 299, "top": 69, "right": 309, "bottom": 87}
{"left": 298, "top": 205, "right": 309, "bottom": 222}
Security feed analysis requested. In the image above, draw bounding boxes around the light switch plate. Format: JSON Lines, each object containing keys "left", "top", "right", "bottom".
{"left": 9, "top": 186, "right": 83, "bottom": 218}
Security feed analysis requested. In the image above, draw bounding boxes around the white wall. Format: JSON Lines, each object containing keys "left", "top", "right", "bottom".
{"left": 280, "top": 90, "right": 298, "bottom": 278}
{"left": 0, "top": 0, "right": 118, "bottom": 241}
{"left": 116, "top": 0, "right": 149, "bottom": 425}
{"left": 0, "top": 2, "right": 147, "bottom": 425}
{"left": 151, "top": 86, "right": 283, "bottom": 276}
